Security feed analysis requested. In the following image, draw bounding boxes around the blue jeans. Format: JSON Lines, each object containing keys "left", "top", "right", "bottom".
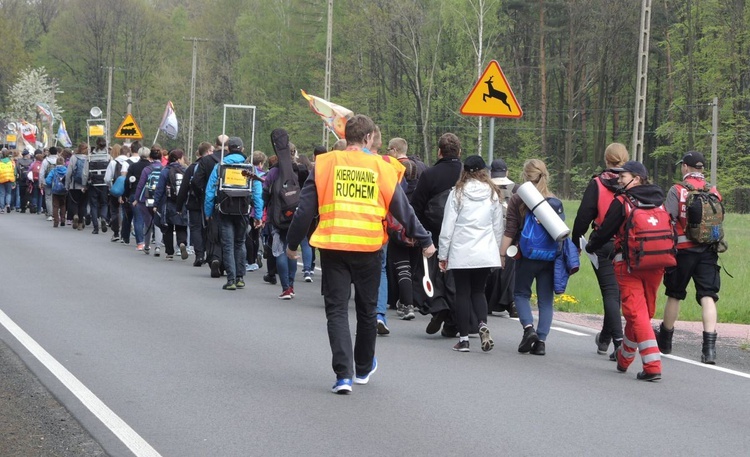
{"left": 133, "top": 201, "right": 145, "bottom": 244}
{"left": 275, "top": 230, "right": 297, "bottom": 290}
{"left": 514, "top": 258, "right": 555, "bottom": 341}
{"left": 12, "top": 183, "right": 20, "bottom": 209}
{"left": 219, "top": 214, "right": 247, "bottom": 282}
{"left": 0, "top": 182, "right": 13, "bottom": 209}
{"left": 376, "top": 244, "right": 388, "bottom": 321}
{"left": 31, "top": 182, "right": 43, "bottom": 212}
{"left": 300, "top": 237, "right": 313, "bottom": 273}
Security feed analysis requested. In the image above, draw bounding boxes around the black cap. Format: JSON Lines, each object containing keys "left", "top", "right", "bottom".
{"left": 21, "top": 150, "right": 29, "bottom": 155}
{"left": 490, "top": 159, "right": 508, "bottom": 178}
{"left": 463, "top": 155, "right": 487, "bottom": 172}
{"left": 676, "top": 151, "right": 706, "bottom": 169}
{"left": 313, "top": 145, "right": 328, "bottom": 156}
{"left": 611, "top": 160, "right": 649, "bottom": 179}
{"left": 228, "top": 137, "right": 243, "bottom": 151}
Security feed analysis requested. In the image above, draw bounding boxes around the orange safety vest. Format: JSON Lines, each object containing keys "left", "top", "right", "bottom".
{"left": 311, "top": 150, "right": 399, "bottom": 252}
{"left": 0, "top": 160, "right": 15, "bottom": 184}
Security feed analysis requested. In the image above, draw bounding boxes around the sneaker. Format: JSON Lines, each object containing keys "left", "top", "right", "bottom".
{"left": 193, "top": 256, "right": 204, "bottom": 267}
{"left": 85, "top": 215, "right": 91, "bottom": 226}
{"left": 92, "top": 228, "right": 99, "bottom": 234}
{"left": 236, "top": 277, "right": 245, "bottom": 289}
{"left": 426, "top": 310, "right": 448, "bottom": 335}
{"left": 72, "top": 215, "right": 79, "bottom": 230}
{"left": 66, "top": 220, "right": 73, "bottom": 226}
{"left": 223, "top": 280, "right": 237, "bottom": 291}
{"left": 256, "top": 252, "right": 263, "bottom": 269}
{"left": 247, "top": 263, "right": 259, "bottom": 271}
{"left": 479, "top": 325, "right": 494, "bottom": 352}
{"left": 453, "top": 340, "right": 470, "bottom": 352}
{"left": 263, "top": 274, "right": 277, "bottom": 285}
{"left": 143, "top": 246, "right": 150, "bottom": 254}
{"left": 395, "top": 300, "right": 405, "bottom": 318}
{"left": 46, "top": 216, "right": 53, "bottom": 221}
{"left": 210, "top": 260, "right": 221, "bottom": 278}
{"left": 595, "top": 332, "right": 610, "bottom": 355}
{"left": 111, "top": 234, "right": 120, "bottom": 242}
{"left": 100, "top": 219, "right": 108, "bottom": 233}
{"left": 530, "top": 340, "right": 546, "bottom": 356}
{"left": 518, "top": 326, "right": 539, "bottom": 353}
{"left": 136, "top": 243, "right": 145, "bottom": 251}
{"left": 279, "top": 288, "right": 294, "bottom": 300}
{"left": 354, "top": 357, "right": 377, "bottom": 385}
{"left": 636, "top": 371, "right": 661, "bottom": 382}
{"left": 402, "top": 305, "right": 415, "bottom": 321}
{"left": 179, "top": 243, "right": 188, "bottom": 260}
{"left": 304, "top": 272, "right": 313, "bottom": 282}
{"left": 165, "top": 254, "right": 174, "bottom": 260}
{"left": 154, "top": 247, "right": 161, "bottom": 257}
{"left": 508, "top": 303, "right": 519, "bottom": 318}
{"left": 332, "top": 378, "right": 352, "bottom": 394}
{"left": 377, "top": 318, "right": 390, "bottom": 335}
{"left": 609, "top": 340, "right": 622, "bottom": 362}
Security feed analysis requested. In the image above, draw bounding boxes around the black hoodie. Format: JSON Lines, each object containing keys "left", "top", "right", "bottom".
{"left": 586, "top": 183, "right": 666, "bottom": 253}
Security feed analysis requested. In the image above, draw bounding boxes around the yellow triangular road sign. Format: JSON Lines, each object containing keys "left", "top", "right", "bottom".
{"left": 114, "top": 114, "right": 144, "bottom": 140}
{"left": 460, "top": 60, "right": 522, "bottom": 118}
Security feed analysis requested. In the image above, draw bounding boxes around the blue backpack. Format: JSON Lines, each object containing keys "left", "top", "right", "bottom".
{"left": 73, "top": 156, "right": 86, "bottom": 185}
{"left": 140, "top": 165, "right": 162, "bottom": 205}
{"left": 51, "top": 169, "right": 67, "bottom": 195}
{"left": 519, "top": 197, "right": 565, "bottom": 261}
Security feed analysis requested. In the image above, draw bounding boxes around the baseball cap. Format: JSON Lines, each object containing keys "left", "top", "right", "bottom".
{"left": 463, "top": 155, "right": 487, "bottom": 172}
{"left": 228, "top": 137, "right": 243, "bottom": 151}
{"left": 676, "top": 151, "right": 705, "bottom": 169}
{"left": 22, "top": 150, "right": 29, "bottom": 155}
{"left": 490, "top": 158, "right": 513, "bottom": 186}
{"left": 611, "top": 160, "right": 649, "bottom": 179}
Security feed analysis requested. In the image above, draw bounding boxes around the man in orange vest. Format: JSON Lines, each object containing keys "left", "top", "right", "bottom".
{"left": 286, "top": 114, "right": 436, "bottom": 394}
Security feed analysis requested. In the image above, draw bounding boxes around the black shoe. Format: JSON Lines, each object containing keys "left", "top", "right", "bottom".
{"left": 531, "top": 340, "right": 546, "bottom": 356}
{"left": 101, "top": 219, "right": 108, "bottom": 233}
{"left": 701, "top": 331, "right": 717, "bottom": 365}
{"left": 263, "top": 274, "right": 277, "bottom": 285}
{"left": 508, "top": 302, "right": 519, "bottom": 318}
{"left": 655, "top": 323, "right": 674, "bottom": 354}
{"left": 440, "top": 324, "right": 459, "bottom": 338}
{"left": 193, "top": 255, "right": 204, "bottom": 267}
{"left": 595, "top": 332, "right": 611, "bottom": 355}
{"left": 85, "top": 215, "right": 91, "bottom": 226}
{"left": 92, "top": 228, "right": 99, "bottom": 234}
{"left": 222, "top": 280, "right": 236, "bottom": 291}
{"left": 609, "top": 340, "right": 622, "bottom": 362}
{"left": 518, "top": 326, "right": 539, "bottom": 353}
{"left": 210, "top": 260, "right": 221, "bottom": 278}
{"left": 636, "top": 371, "right": 661, "bottom": 382}
{"left": 426, "top": 309, "right": 448, "bottom": 335}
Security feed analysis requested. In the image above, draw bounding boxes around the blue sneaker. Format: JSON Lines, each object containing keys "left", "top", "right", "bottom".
{"left": 354, "top": 357, "right": 377, "bottom": 385}
{"left": 332, "top": 378, "right": 352, "bottom": 394}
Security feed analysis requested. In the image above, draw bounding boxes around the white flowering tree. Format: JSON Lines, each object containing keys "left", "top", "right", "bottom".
{"left": 3, "top": 67, "right": 63, "bottom": 124}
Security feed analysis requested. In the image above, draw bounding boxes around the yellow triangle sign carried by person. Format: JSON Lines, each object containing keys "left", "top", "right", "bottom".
{"left": 114, "top": 114, "right": 144, "bottom": 139}
{"left": 460, "top": 60, "right": 522, "bottom": 118}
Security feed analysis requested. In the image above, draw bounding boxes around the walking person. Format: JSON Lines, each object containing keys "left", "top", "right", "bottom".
{"left": 285, "top": 116, "right": 435, "bottom": 394}
{"left": 176, "top": 141, "right": 214, "bottom": 266}
{"left": 0, "top": 149, "right": 16, "bottom": 213}
{"left": 40, "top": 146, "right": 59, "bottom": 221}
{"left": 500, "top": 159, "right": 563, "bottom": 356}
{"left": 45, "top": 156, "right": 68, "bottom": 227}
{"left": 438, "top": 155, "right": 503, "bottom": 352}
{"left": 65, "top": 143, "right": 89, "bottom": 231}
{"left": 124, "top": 147, "right": 150, "bottom": 249}
{"left": 655, "top": 151, "right": 724, "bottom": 364}
{"left": 153, "top": 149, "right": 189, "bottom": 260}
{"left": 586, "top": 160, "right": 672, "bottom": 381}
{"left": 87, "top": 137, "right": 112, "bottom": 234}
{"left": 572, "top": 143, "right": 629, "bottom": 360}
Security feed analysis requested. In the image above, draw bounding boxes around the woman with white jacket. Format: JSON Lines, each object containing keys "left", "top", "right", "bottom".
{"left": 438, "top": 155, "right": 504, "bottom": 353}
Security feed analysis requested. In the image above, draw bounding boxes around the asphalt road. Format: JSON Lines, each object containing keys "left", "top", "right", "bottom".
{"left": 1, "top": 213, "right": 749, "bottom": 457}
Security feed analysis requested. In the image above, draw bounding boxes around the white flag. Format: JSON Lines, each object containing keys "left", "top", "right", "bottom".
{"left": 158, "top": 101, "right": 178, "bottom": 139}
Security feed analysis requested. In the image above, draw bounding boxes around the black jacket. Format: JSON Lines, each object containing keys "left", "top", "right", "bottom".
{"left": 409, "top": 156, "right": 462, "bottom": 246}
{"left": 190, "top": 153, "right": 220, "bottom": 205}
{"left": 175, "top": 162, "right": 200, "bottom": 212}
{"left": 572, "top": 171, "right": 620, "bottom": 249}
{"left": 124, "top": 159, "right": 149, "bottom": 200}
{"left": 587, "top": 183, "right": 665, "bottom": 253}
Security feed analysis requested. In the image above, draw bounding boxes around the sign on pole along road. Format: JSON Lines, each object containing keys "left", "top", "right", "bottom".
{"left": 114, "top": 114, "right": 144, "bottom": 140}
{"left": 460, "top": 60, "right": 522, "bottom": 118}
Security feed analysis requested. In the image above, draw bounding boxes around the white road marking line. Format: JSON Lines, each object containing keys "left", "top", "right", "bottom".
{"left": 663, "top": 354, "right": 750, "bottom": 379}
{"left": 0, "top": 309, "right": 162, "bottom": 457}
{"left": 550, "top": 326, "right": 588, "bottom": 336}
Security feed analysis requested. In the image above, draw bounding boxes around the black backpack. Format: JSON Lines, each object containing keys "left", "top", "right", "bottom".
{"left": 88, "top": 153, "right": 110, "bottom": 186}
{"left": 215, "top": 162, "right": 253, "bottom": 216}
{"left": 269, "top": 129, "right": 300, "bottom": 230}
{"left": 423, "top": 187, "right": 452, "bottom": 234}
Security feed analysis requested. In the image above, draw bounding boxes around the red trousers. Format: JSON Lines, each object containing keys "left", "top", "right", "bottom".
{"left": 614, "top": 263, "right": 662, "bottom": 374}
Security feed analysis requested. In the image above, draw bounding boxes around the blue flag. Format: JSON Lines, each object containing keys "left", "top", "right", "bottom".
{"left": 57, "top": 119, "right": 72, "bottom": 148}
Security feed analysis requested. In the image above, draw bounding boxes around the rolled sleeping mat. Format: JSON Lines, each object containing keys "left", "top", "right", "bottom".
{"left": 517, "top": 181, "right": 570, "bottom": 241}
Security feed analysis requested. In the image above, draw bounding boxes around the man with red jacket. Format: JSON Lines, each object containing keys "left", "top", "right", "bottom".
{"left": 655, "top": 151, "right": 722, "bottom": 364}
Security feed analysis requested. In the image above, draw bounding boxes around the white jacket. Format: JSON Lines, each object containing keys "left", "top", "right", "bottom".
{"left": 438, "top": 180, "right": 504, "bottom": 269}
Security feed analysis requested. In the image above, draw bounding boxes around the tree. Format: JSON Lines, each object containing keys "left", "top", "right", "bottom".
{"left": 2, "top": 67, "right": 63, "bottom": 135}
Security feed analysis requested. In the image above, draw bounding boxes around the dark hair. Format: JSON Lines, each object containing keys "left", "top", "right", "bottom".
{"left": 149, "top": 149, "right": 162, "bottom": 161}
{"left": 438, "top": 133, "right": 461, "bottom": 158}
{"left": 197, "top": 142, "right": 212, "bottom": 157}
{"left": 131, "top": 140, "right": 142, "bottom": 153}
{"left": 95, "top": 137, "right": 107, "bottom": 149}
{"left": 168, "top": 149, "right": 184, "bottom": 163}
{"left": 344, "top": 114, "right": 375, "bottom": 145}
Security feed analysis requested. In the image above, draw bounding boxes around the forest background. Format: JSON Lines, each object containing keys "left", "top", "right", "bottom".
{"left": 1, "top": 0, "right": 749, "bottom": 208}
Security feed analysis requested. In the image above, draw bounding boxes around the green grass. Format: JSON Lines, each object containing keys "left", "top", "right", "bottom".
{"left": 557, "top": 200, "right": 750, "bottom": 324}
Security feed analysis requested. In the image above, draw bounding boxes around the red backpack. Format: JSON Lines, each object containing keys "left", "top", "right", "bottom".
{"left": 617, "top": 196, "right": 677, "bottom": 271}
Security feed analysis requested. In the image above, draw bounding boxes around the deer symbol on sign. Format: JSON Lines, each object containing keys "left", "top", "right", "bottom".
{"left": 482, "top": 76, "right": 512, "bottom": 111}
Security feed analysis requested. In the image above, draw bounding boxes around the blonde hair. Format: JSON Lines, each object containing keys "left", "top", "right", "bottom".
{"left": 110, "top": 143, "right": 122, "bottom": 159}
{"left": 455, "top": 168, "right": 501, "bottom": 204}
{"left": 604, "top": 143, "right": 628, "bottom": 168}
{"left": 522, "top": 158, "right": 551, "bottom": 197}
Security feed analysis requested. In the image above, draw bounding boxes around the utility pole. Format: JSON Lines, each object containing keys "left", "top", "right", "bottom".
{"left": 323, "top": 0, "right": 333, "bottom": 148}
{"left": 183, "top": 37, "right": 209, "bottom": 162}
{"left": 106, "top": 66, "right": 113, "bottom": 145}
{"left": 711, "top": 97, "right": 718, "bottom": 185}
{"left": 127, "top": 90, "right": 132, "bottom": 115}
{"left": 631, "top": 0, "right": 652, "bottom": 163}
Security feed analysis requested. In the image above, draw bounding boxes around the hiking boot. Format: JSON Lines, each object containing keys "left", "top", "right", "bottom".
{"left": 236, "top": 277, "right": 245, "bottom": 289}
{"left": 595, "top": 332, "right": 611, "bottom": 355}
{"left": 655, "top": 322, "right": 674, "bottom": 354}
{"left": 479, "top": 324, "right": 494, "bottom": 352}
{"left": 179, "top": 243, "right": 188, "bottom": 260}
{"left": 636, "top": 371, "right": 661, "bottom": 382}
{"left": 452, "top": 340, "right": 470, "bottom": 352}
{"left": 222, "top": 280, "right": 236, "bottom": 291}
{"left": 518, "top": 326, "right": 539, "bottom": 353}
{"left": 354, "top": 357, "right": 377, "bottom": 385}
{"left": 210, "top": 260, "right": 222, "bottom": 278}
{"left": 531, "top": 340, "right": 546, "bottom": 356}
{"left": 278, "top": 288, "right": 294, "bottom": 299}
{"left": 402, "top": 305, "right": 416, "bottom": 321}
{"left": 701, "top": 331, "right": 717, "bottom": 365}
